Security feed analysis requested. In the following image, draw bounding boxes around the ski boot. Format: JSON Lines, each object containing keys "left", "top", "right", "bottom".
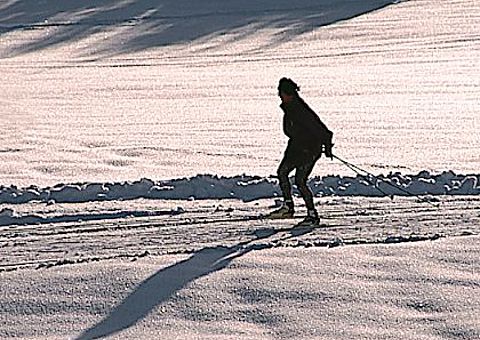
{"left": 297, "top": 210, "right": 320, "bottom": 226}
{"left": 265, "top": 202, "right": 294, "bottom": 219}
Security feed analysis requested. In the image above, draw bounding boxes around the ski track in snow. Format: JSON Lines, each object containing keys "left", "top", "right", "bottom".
{"left": 1, "top": 197, "right": 479, "bottom": 273}
{"left": 0, "top": 0, "right": 477, "bottom": 277}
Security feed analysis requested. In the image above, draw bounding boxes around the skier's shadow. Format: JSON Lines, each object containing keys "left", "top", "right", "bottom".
{"left": 76, "top": 224, "right": 314, "bottom": 340}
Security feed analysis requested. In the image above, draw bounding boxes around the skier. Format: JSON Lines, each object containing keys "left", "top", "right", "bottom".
{"left": 267, "top": 78, "right": 333, "bottom": 226}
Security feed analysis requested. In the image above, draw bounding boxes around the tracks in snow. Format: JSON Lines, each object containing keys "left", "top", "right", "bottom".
{"left": 0, "top": 197, "right": 479, "bottom": 272}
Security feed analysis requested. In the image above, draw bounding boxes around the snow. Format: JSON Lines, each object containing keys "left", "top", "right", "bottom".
{"left": 1, "top": 220, "right": 479, "bottom": 339}
{"left": 0, "top": 171, "right": 479, "bottom": 221}
{"left": 1, "top": 0, "right": 480, "bottom": 339}
{"left": 1, "top": 0, "right": 479, "bottom": 187}
{"left": 1, "top": 196, "right": 479, "bottom": 338}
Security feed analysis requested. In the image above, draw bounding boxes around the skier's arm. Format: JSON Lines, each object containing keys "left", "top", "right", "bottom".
{"left": 296, "top": 106, "right": 333, "bottom": 145}
{"left": 295, "top": 106, "right": 334, "bottom": 158}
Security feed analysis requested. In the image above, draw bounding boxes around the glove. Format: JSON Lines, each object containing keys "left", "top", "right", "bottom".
{"left": 324, "top": 143, "right": 333, "bottom": 160}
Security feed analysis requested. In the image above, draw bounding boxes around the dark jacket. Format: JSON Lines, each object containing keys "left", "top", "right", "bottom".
{"left": 280, "top": 95, "right": 333, "bottom": 153}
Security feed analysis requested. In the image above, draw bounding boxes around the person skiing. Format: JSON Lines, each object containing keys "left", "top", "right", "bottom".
{"left": 267, "top": 77, "right": 333, "bottom": 226}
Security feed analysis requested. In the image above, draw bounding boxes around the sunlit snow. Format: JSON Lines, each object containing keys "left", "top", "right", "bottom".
{"left": 1, "top": 0, "right": 479, "bottom": 339}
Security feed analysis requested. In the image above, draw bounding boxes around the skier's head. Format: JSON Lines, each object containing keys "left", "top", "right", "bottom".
{"left": 278, "top": 77, "right": 299, "bottom": 96}
{"left": 278, "top": 77, "right": 299, "bottom": 103}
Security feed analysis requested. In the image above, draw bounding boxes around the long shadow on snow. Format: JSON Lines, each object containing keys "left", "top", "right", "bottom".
{"left": 76, "top": 224, "right": 314, "bottom": 340}
{"left": 0, "top": 0, "right": 397, "bottom": 58}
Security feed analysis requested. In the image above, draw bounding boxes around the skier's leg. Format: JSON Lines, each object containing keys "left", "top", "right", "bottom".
{"left": 277, "top": 150, "right": 296, "bottom": 210}
{"left": 295, "top": 163, "right": 315, "bottom": 211}
{"left": 295, "top": 152, "right": 320, "bottom": 214}
{"left": 265, "top": 154, "right": 296, "bottom": 219}
{"left": 294, "top": 159, "right": 321, "bottom": 226}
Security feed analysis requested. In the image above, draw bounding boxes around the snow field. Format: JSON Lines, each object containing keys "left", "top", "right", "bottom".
{"left": 1, "top": 0, "right": 479, "bottom": 186}
{"left": 1, "top": 0, "right": 479, "bottom": 339}
{"left": 1, "top": 233, "right": 479, "bottom": 339}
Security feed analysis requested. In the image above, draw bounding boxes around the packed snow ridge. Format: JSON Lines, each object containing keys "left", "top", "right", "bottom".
{"left": 0, "top": 171, "right": 479, "bottom": 205}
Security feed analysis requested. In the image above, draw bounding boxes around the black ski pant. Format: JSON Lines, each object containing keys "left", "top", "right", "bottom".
{"left": 277, "top": 142, "right": 321, "bottom": 211}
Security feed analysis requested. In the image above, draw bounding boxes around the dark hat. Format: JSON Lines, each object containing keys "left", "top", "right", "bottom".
{"left": 278, "top": 77, "right": 300, "bottom": 95}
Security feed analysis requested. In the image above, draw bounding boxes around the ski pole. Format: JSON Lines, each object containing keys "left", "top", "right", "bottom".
{"left": 332, "top": 154, "right": 440, "bottom": 207}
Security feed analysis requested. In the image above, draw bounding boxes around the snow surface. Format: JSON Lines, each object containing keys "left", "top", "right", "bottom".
{"left": 1, "top": 197, "right": 479, "bottom": 339}
{"left": 0, "top": 169, "right": 479, "bottom": 206}
{"left": 1, "top": 0, "right": 479, "bottom": 187}
{"left": 1, "top": 0, "right": 480, "bottom": 339}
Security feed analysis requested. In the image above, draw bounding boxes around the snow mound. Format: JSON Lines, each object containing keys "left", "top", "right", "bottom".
{"left": 0, "top": 171, "right": 479, "bottom": 205}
